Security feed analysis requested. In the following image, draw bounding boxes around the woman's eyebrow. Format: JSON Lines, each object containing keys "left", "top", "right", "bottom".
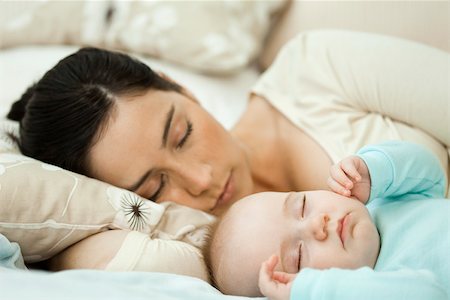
{"left": 161, "top": 104, "right": 175, "bottom": 148}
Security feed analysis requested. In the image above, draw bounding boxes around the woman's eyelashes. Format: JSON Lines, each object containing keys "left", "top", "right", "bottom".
{"left": 148, "top": 120, "right": 192, "bottom": 201}
{"left": 177, "top": 120, "right": 193, "bottom": 149}
{"left": 148, "top": 121, "right": 193, "bottom": 202}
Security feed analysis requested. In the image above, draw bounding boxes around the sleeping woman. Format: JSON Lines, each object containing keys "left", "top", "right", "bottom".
{"left": 7, "top": 30, "right": 449, "bottom": 270}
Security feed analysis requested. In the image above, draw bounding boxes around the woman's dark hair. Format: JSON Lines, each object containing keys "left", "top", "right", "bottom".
{"left": 7, "top": 47, "right": 182, "bottom": 174}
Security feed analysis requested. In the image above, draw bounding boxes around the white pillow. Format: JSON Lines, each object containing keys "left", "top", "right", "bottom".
{"left": 0, "top": 1, "right": 286, "bottom": 74}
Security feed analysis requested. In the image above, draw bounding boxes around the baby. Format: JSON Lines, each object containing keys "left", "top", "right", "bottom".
{"left": 206, "top": 141, "right": 449, "bottom": 300}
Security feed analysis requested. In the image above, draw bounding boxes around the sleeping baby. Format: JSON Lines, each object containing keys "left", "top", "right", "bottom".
{"left": 206, "top": 141, "right": 449, "bottom": 300}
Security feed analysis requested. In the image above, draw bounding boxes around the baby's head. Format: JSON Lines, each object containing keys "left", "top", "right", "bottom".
{"left": 207, "top": 190, "right": 380, "bottom": 296}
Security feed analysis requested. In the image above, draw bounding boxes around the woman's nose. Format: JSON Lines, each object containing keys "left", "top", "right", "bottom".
{"left": 311, "top": 214, "right": 329, "bottom": 241}
{"left": 180, "top": 162, "right": 213, "bottom": 196}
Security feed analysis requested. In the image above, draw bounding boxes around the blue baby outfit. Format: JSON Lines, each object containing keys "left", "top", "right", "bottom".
{"left": 290, "top": 141, "right": 449, "bottom": 300}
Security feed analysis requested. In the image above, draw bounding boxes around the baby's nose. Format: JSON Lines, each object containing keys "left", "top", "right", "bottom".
{"left": 313, "top": 214, "right": 329, "bottom": 241}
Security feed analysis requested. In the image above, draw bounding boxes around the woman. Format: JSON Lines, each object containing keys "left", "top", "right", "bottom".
{"left": 8, "top": 31, "right": 449, "bottom": 269}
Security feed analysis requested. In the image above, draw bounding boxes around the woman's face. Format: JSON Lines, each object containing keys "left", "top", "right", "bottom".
{"left": 214, "top": 191, "right": 380, "bottom": 296}
{"left": 87, "top": 90, "right": 253, "bottom": 215}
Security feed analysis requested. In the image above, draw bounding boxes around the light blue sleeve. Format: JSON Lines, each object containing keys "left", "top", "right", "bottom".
{"left": 356, "top": 141, "right": 446, "bottom": 202}
{"left": 290, "top": 267, "right": 447, "bottom": 300}
{"left": 0, "top": 234, "right": 27, "bottom": 270}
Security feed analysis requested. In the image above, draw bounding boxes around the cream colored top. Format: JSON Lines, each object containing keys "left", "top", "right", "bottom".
{"left": 252, "top": 30, "right": 449, "bottom": 196}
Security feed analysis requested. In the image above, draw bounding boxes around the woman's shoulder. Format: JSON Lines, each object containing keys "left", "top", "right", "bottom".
{"left": 232, "top": 93, "right": 280, "bottom": 142}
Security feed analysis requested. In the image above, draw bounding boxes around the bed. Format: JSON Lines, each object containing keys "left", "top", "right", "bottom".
{"left": 0, "top": 1, "right": 448, "bottom": 299}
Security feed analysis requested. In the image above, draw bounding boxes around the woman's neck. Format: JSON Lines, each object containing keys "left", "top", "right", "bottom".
{"left": 230, "top": 94, "right": 294, "bottom": 193}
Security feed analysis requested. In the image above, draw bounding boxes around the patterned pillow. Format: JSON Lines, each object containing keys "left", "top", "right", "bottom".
{"left": 0, "top": 120, "right": 215, "bottom": 263}
{"left": 0, "top": 1, "right": 286, "bottom": 74}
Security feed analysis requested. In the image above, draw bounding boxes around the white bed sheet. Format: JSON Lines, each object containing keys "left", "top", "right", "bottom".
{"left": 0, "top": 233, "right": 263, "bottom": 300}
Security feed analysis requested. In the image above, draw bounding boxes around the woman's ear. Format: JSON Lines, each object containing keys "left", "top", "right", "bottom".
{"left": 157, "top": 71, "right": 198, "bottom": 103}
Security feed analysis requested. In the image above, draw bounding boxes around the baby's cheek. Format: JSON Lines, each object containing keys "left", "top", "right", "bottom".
{"left": 353, "top": 219, "right": 379, "bottom": 243}
{"left": 305, "top": 250, "right": 337, "bottom": 270}
{"left": 351, "top": 220, "right": 380, "bottom": 267}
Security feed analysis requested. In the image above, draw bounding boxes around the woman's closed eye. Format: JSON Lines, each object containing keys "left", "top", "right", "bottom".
{"left": 177, "top": 120, "right": 193, "bottom": 149}
{"left": 147, "top": 120, "right": 192, "bottom": 201}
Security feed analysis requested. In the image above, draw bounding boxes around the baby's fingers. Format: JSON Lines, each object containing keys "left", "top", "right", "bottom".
{"left": 259, "top": 262, "right": 272, "bottom": 286}
{"left": 260, "top": 255, "right": 278, "bottom": 280}
{"left": 259, "top": 255, "right": 279, "bottom": 295}
{"left": 330, "top": 164, "right": 354, "bottom": 188}
{"left": 272, "top": 271, "right": 297, "bottom": 284}
{"left": 329, "top": 162, "right": 356, "bottom": 196}
{"left": 340, "top": 157, "right": 362, "bottom": 183}
{"left": 265, "top": 255, "right": 278, "bottom": 272}
{"left": 327, "top": 177, "right": 351, "bottom": 196}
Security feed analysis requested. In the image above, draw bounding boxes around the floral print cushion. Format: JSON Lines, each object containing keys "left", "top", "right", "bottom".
{"left": 0, "top": 1, "right": 286, "bottom": 74}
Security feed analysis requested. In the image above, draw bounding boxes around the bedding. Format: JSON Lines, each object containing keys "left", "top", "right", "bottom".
{"left": 1, "top": 3, "right": 449, "bottom": 299}
{"left": 0, "top": 0, "right": 286, "bottom": 74}
{"left": 0, "top": 233, "right": 262, "bottom": 300}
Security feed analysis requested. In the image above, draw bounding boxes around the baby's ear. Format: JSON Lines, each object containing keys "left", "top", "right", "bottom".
{"left": 157, "top": 71, "right": 199, "bottom": 103}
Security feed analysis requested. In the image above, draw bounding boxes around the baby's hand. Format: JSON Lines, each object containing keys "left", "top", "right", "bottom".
{"left": 258, "top": 255, "right": 296, "bottom": 300}
{"left": 328, "top": 155, "right": 371, "bottom": 204}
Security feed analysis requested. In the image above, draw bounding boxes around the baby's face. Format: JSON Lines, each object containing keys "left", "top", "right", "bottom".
{"left": 213, "top": 191, "right": 380, "bottom": 296}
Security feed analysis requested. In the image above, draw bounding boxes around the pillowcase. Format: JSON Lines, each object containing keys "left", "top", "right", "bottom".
{"left": 0, "top": 1, "right": 286, "bottom": 74}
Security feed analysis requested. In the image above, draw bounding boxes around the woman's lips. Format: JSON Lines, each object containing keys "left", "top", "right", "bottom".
{"left": 216, "top": 172, "right": 234, "bottom": 209}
